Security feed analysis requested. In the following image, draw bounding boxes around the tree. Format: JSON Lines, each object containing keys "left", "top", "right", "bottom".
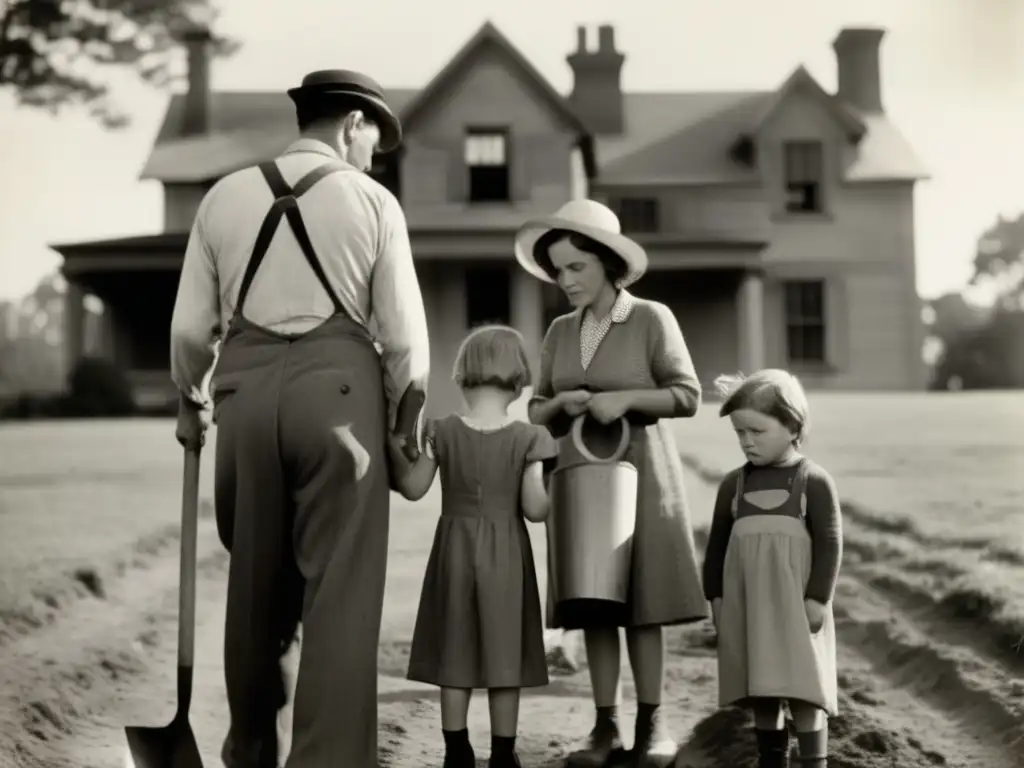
{"left": 0, "top": 0, "right": 237, "bottom": 128}
{"left": 930, "top": 211, "right": 1024, "bottom": 390}
{"left": 971, "top": 212, "right": 1024, "bottom": 309}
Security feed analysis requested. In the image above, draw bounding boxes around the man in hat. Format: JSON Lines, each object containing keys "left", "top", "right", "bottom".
{"left": 170, "top": 69, "right": 429, "bottom": 767}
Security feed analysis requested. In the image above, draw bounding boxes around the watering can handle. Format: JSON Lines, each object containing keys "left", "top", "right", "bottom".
{"left": 570, "top": 414, "right": 631, "bottom": 464}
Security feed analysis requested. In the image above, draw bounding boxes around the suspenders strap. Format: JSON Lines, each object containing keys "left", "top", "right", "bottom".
{"left": 234, "top": 160, "right": 350, "bottom": 316}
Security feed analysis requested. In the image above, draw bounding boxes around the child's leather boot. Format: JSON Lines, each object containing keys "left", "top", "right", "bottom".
{"left": 442, "top": 728, "right": 475, "bottom": 768}
{"left": 628, "top": 703, "right": 677, "bottom": 767}
{"left": 755, "top": 728, "right": 790, "bottom": 768}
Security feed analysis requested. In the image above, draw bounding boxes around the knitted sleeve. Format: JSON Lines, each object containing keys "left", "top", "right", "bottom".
{"left": 644, "top": 301, "right": 701, "bottom": 417}
{"left": 803, "top": 463, "right": 843, "bottom": 604}
{"left": 702, "top": 470, "right": 740, "bottom": 600}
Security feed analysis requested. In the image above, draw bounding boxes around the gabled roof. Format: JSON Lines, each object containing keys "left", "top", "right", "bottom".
{"left": 141, "top": 26, "right": 926, "bottom": 187}
{"left": 400, "top": 21, "right": 590, "bottom": 137}
{"left": 597, "top": 92, "right": 769, "bottom": 185}
{"left": 744, "top": 66, "right": 866, "bottom": 142}
{"left": 142, "top": 89, "right": 418, "bottom": 181}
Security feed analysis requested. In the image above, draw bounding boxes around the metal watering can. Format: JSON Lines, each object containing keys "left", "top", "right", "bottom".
{"left": 548, "top": 414, "right": 638, "bottom": 606}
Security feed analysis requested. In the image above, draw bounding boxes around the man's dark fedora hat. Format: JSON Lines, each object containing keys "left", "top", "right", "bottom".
{"left": 287, "top": 69, "right": 402, "bottom": 153}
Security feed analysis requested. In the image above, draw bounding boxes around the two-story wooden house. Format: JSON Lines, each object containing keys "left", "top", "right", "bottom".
{"left": 53, "top": 21, "right": 928, "bottom": 414}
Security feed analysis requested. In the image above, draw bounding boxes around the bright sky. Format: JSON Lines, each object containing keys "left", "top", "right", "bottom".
{"left": 0, "top": 0, "right": 1021, "bottom": 301}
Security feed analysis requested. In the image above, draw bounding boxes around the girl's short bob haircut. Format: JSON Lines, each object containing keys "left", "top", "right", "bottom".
{"left": 452, "top": 324, "right": 532, "bottom": 393}
{"left": 714, "top": 368, "right": 811, "bottom": 446}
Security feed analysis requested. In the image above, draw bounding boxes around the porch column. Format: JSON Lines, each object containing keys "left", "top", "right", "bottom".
{"left": 97, "top": 302, "right": 117, "bottom": 361}
{"left": 510, "top": 267, "right": 544, "bottom": 379}
{"left": 737, "top": 269, "right": 766, "bottom": 373}
{"left": 64, "top": 280, "right": 86, "bottom": 382}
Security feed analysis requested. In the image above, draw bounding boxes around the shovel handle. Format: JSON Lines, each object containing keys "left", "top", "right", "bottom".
{"left": 178, "top": 447, "right": 201, "bottom": 669}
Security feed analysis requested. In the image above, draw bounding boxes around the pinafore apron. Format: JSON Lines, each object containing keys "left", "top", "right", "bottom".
{"left": 714, "top": 459, "right": 839, "bottom": 716}
{"left": 211, "top": 159, "right": 392, "bottom": 767}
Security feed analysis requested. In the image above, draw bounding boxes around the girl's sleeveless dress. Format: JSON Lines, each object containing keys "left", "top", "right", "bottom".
{"left": 715, "top": 458, "right": 839, "bottom": 716}
{"left": 406, "top": 415, "right": 559, "bottom": 689}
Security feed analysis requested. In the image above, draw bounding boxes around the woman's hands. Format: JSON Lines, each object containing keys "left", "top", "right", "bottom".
{"left": 586, "top": 392, "right": 633, "bottom": 424}
{"left": 557, "top": 390, "right": 634, "bottom": 424}
{"left": 557, "top": 389, "right": 592, "bottom": 417}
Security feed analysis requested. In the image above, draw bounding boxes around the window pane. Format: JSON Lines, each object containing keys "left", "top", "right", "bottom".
{"left": 783, "top": 280, "right": 827, "bottom": 363}
{"left": 465, "top": 133, "right": 506, "bottom": 167}
{"left": 803, "top": 325, "right": 826, "bottom": 362}
{"left": 786, "top": 325, "right": 805, "bottom": 362}
{"left": 783, "top": 141, "right": 823, "bottom": 184}
{"left": 801, "top": 282, "right": 824, "bottom": 319}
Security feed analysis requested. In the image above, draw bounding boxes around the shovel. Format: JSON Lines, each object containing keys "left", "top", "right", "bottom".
{"left": 124, "top": 397, "right": 205, "bottom": 768}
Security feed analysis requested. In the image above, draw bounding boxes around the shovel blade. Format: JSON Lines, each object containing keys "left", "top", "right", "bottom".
{"left": 124, "top": 718, "right": 204, "bottom": 768}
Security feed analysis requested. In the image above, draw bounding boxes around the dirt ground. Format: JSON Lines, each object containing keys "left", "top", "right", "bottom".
{"left": 1, "top": 401, "right": 1022, "bottom": 767}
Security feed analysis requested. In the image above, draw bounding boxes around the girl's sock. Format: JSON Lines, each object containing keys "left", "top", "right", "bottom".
{"left": 755, "top": 728, "right": 790, "bottom": 768}
{"left": 442, "top": 728, "right": 474, "bottom": 767}
{"left": 794, "top": 725, "right": 828, "bottom": 766}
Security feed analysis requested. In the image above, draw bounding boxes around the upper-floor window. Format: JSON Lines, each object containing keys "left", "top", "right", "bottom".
{"left": 613, "top": 197, "right": 660, "bottom": 233}
{"left": 784, "top": 279, "right": 827, "bottom": 364}
{"left": 370, "top": 156, "right": 402, "bottom": 200}
{"left": 783, "top": 141, "right": 824, "bottom": 214}
{"left": 465, "top": 129, "right": 509, "bottom": 203}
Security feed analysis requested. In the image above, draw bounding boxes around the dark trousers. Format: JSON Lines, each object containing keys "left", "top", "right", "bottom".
{"left": 213, "top": 315, "right": 391, "bottom": 767}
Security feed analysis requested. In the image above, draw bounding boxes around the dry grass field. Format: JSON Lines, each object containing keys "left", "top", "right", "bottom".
{"left": 0, "top": 392, "right": 1022, "bottom": 768}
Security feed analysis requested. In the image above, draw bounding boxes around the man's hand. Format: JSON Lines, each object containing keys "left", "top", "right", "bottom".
{"left": 175, "top": 393, "right": 207, "bottom": 452}
{"left": 558, "top": 389, "right": 592, "bottom": 417}
{"left": 804, "top": 598, "right": 826, "bottom": 633}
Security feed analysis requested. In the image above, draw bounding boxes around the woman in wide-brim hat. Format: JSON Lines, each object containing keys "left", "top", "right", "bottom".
{"left": 518, "top": 199, "right": 709, "bottom": 768}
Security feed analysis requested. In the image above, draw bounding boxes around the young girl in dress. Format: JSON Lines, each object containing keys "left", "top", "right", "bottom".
{"left": 701, "top": 369, "right": 843, "bottom": 768}
{"left": 388, "top": 325, "right": 559, "bottom": 768}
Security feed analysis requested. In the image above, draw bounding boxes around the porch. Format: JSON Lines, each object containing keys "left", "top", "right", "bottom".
{"left": 53, "top": 229, "right": 769, "bottom": 413}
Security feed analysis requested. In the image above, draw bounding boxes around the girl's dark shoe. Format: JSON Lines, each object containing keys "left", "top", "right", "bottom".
{"left": 489, "top": 734, "right": 522, "bottom": 767}
{"left": 442, "top": 744, "right": 476, "bottom": 768}
{"left": 628, "top": 704, "right": 677, "bottom": 767}
{"left": 442, "top": 728, "right": 475, "bottom": 768}
{"left": 488, "top": 749, "right": 523, "bottom": 767}
{"left": 566, "top": 707, "right": 626, "bottom": 767}
{"left": 755, "top": 728, "right": 790, "bottom": 768}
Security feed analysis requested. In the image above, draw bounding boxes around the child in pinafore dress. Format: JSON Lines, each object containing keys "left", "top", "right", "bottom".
{"left": 701, "top": 369, "right": 843, "bottom": 768}
{"left": 388, "top": 325, "right": 559, "bottom": 768}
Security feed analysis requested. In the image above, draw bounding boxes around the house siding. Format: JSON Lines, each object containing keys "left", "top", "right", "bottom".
{"left": 400, "top": 42, "right": 577, "bottom": 213}
{"left": 610, "top": 86, "right": 927, "bottom": 391}
{"left": 164, "top": 183, "right": 207, "bottom": 232}
{"left": 755, "top": 89, "right": 924, "bottom": 389}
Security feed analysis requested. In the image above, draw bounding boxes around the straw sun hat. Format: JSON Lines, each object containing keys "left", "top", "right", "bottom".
{"left": 513, "top": 199, "right": 649, "bottom": 288}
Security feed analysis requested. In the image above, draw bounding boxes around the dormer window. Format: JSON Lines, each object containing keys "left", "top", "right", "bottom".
{"left": 783, "top": 141, "right": 824, "bottom": 214}
{"left": 465, "top": 129, "right": 510, "bottom": 202}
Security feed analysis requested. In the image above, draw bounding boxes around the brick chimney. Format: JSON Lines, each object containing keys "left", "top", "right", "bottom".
{"left": 567, "top": 24, "right": 625, "bottom": 135}
{"left": 832, "top": 27, "right": 886, "bottom": 113}
{"left": 180, "top": 26, "right": 213, "bottom": 136}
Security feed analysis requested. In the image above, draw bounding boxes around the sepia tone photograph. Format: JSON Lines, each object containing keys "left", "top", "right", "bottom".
{"left": 0, "top": 0, "right": 1021, "bottom": 766}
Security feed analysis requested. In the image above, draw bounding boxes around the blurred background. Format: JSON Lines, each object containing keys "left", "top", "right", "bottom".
{"left": 0, "top": 0, "right": 1022, "bottom": 419}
